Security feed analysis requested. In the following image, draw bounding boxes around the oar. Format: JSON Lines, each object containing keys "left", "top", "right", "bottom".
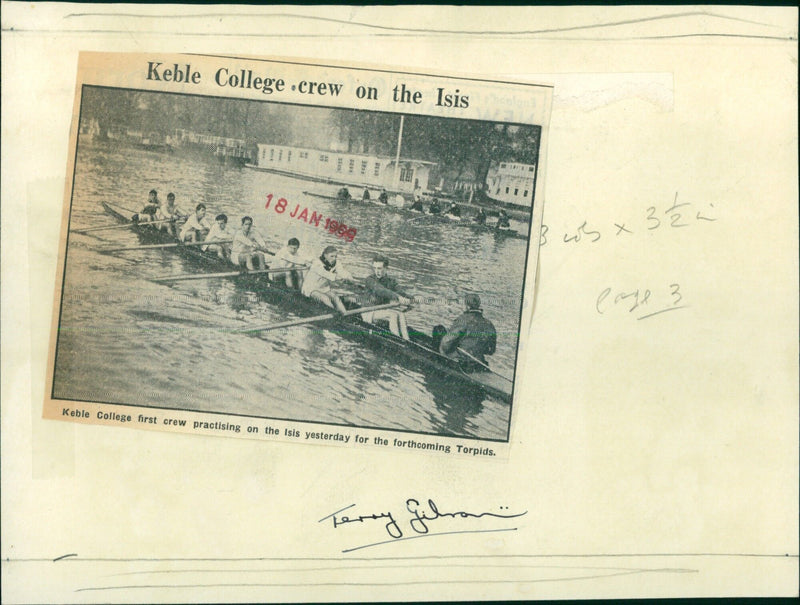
{"left": 73, "top": 218, "right": 180, "bottom": 233}
{"left": 102, "top": 240, "right": 232, "bottom": 252}
{"left": 105, "top": 202, "right": 140, "bottom": 215}
{"left": 405, "top": 214, "right": 432, "bottom": 223}
{"left": 152, "top": 265, "right": 309, "bottom": 283}
{"left": 234, "top": 301, "right": 402, "bottom": 333}
{"left": 457, "top": 347, "right": 514, "bottom": 383}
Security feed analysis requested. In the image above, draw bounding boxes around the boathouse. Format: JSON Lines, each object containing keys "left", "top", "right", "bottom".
{"left": 172, "top": 129, "right": 250, "bottom": 161}
{"left": 485, "top": 161, "right": 536, "bottom": 207}
{"left": 254, "top": 143, "right": 435, "bottom": 193}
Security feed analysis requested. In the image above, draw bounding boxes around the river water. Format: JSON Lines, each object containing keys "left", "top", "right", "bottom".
{"left": 53, "top": 143, "right": 533, "bottom": 441}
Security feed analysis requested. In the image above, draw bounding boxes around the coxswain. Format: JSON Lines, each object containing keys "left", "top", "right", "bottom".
{"left": 301, "top": 245, "right": 354, "bottom": 313}
{"left": 361, "top": 255, "right": 418, "bottom": 340}
{"left": 337, "top": 187, "right": 351, "bottom": 200}
{"left": 438, "top": 294, "right": 497, "bottom": 372}
{"left": 495, "top": 209, "right": 511, "bottom": 230}
{"left": 135, "top": 189, "right": 160, "bottom": 223}
{"left": 202, "top": 213, "right": 232, "bottom": 260}
{"left": 271, "top": 237, "right": 306, "bottom": 290}
{"left": 180, "top": 203, "right": 211, "bottom": 242}
{"left": 156, "top": 192, "right": 186, "bottom": 235}
{"left": 428, "top": 198, "right": 442, "bottom": 214}
{"left": 473, "top": 207, "right": 487, "bottom": 225}
{"left": 362, "top": 188, "right": 371, "bottom": 201}
{"left": 378, "top": 189, "right": 389, "bottom": 204}
{"left": 231, "top": 215, "right": 270, "bottom": 271}
{"left": 409, "top": 198, "right": 425, "bottom": 213}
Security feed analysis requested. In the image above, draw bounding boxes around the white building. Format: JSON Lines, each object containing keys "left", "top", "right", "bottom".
{"left": 485, "top": 161, "right": 536, "bottom": 207}
{"left": 254, "top": 143, "right": 435, "bottom": 194}
{"left": 172, "top": 129, "right": 249, "bottom": 160}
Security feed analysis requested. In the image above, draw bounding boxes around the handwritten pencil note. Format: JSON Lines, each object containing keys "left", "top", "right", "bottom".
{"left": 1, "top": 5, "right": 797, "bottom": 602}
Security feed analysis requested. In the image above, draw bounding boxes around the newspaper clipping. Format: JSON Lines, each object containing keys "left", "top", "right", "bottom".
{"left": 43, "top": 52, "right": 552, "bottom": 456}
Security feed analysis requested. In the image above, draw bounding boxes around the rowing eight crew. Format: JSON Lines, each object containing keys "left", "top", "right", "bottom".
{"left": 136, "top": 190, "right": 188, "bottom": 235}
{"left": 302, "top": 249, "right": 498, "bottom": 370}
{"left": 135, "top": 191, "right": 497, "bottom": 368}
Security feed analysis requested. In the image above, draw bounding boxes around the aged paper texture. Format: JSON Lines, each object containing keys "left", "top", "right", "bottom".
{"left": 42, "top": 52, "right": 549, "bottom": 454}
{"left": 2, "top": 4, "right": 797, "bottom": 603}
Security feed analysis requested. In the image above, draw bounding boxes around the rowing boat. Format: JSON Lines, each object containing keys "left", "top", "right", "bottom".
{"left": 99, "top": 201, "right": 514, "bottom": 403}
{"left": 407, "top": 213, "right": 528, "bottom": 240}
{"left": 303, "top": 191, "right": 528, "bottom": 240}
{"left": 302, "top": 190, "right": 424, "bottom": 218}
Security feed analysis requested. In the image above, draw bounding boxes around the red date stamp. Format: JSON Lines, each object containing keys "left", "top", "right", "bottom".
{"left": 265, "top": 193, "right": 357, "bottom": 242}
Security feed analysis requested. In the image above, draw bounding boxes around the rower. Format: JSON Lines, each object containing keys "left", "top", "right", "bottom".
{"left": 362, "top": 187, "right": 371, "bottom": 201}
{"left": 135, "top": 189, "right": 160, "bottom": 223}
{"left": 409, "top": 198, "right": 425, "bottom": 213}
{"left": 271, "top": 237, "right": 305, "bottom": 290}
{"left": 428, "top": 198, "right": 442, "bottom": 214}
{"left": 301, "top": 245, "right": 354, "bottom": 313}
{"left": 473, "top": 207, "right": 487, "bottom": 225}
{"left": 438, "top": 294, "right": 497, "bottom": 372}
{"left": 378, "top": 189, "right": 389, "bottom": 204}
{"left": 496, "top": 209, "right": 511, "bottom": 230}
{"left": 202, "top": 213, "right": 232, "bottom": 260}
{"left": 180, "top": 203, "right": 211, "bottom": 242}
{"left": 337, "top": 187, "right": 351, "bottom": 200}
{"left": 231, "top": 215, "right": 269, "bottom": 271}
{"left": 445, "top": 202, "right": 462, "bottom": 218}
{"left": 156, "top": 192, "right": 186, "bottom": 235}
{"left": 361, "top": 255, "right": 416, "bottom": 341}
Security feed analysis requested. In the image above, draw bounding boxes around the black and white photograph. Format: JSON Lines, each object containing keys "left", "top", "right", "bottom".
{"left": 47, "top": 55, "right": 547, "bottom": 444}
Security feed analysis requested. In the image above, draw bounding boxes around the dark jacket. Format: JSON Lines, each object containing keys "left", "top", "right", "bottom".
{"left": 440, "top": 309, "right": 497, "bottom": 364}
{"left": 364, "top": 274, "right": 409, "bottom": 305}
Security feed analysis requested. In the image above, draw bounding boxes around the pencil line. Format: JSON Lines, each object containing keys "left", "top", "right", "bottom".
{"left": 7, "top": 552, "right": 796, "bottom": 563}
{"left": 342, "top": 527, "right": 518, "bottom": 553}
{"left": 2, "top": 29, "right": 795, "bottom": 42}
{"left": 111, "top": 563, "right": 697, "bottom": 577}
{"left": 76, "top": 568, "right": 697, "bottom": 592}
{"left": 637, "top": 306, "right": 687, "bottom": 320}
{"left": 60, "top": 10, "right": 782, "bottom": 34}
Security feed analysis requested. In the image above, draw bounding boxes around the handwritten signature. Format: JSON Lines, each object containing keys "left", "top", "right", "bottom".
{"left": 320, "top": 499, "right": 527, "bottom": 540}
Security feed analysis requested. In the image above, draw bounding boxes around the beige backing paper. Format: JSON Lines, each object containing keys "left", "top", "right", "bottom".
{"left": 1, "top": 4, "right": 797, "bottom": 602}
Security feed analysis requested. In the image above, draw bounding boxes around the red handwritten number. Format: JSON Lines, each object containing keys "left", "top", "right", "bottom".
{"left": 275, "top": 198, "right": 288, "bottom": 213}
{"left": 265, "top": 193, "right": 273, "bottom": 210}
{"left": 344, "top": 228, "right": 357, "bottom": 242}
{"left": 328, "top": 220, "right": 339, "bottom": 233}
